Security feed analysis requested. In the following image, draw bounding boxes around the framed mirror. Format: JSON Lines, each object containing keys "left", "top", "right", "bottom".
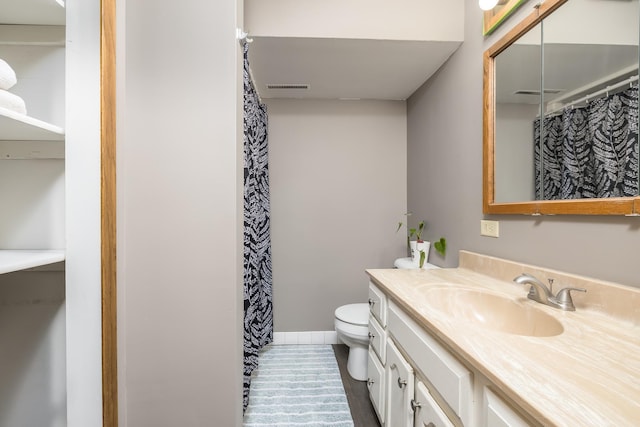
{"left": 483, "top": 0, "right": 640, "bottom": 215}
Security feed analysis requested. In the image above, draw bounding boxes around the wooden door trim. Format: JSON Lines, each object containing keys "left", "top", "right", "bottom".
{"left": 101, "top": 0, "right": 118, "bottom": 425}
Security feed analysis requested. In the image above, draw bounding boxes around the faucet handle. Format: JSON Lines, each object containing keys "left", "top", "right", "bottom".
{"left": 554, "top": 287, "right": 586, "bottom": 311}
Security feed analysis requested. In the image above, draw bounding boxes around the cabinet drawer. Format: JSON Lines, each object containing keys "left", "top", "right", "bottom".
{"left": 368, "top": 282, "right": 387, "bottom": 326}
{"left": 483, "top": 388, "right": 529, "bottom": 427}
{"left": 414, "top": 381, "right": 455, "bottom": 427}
{"left": 367, "top": 349, "right": 386, "bottom": 424}
{"left": 388, "top": 301, "right": 472, "bottom": 426}
{"left": 369, "top": 315, "right": 387, "bottom": 364}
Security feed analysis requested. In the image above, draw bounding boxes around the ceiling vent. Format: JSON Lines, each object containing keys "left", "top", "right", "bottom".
{"left": 513, "top": 89, "right": 563, "bottom": 95}
{"left": 266, "top": 84, "right": 310, "bottom": 90}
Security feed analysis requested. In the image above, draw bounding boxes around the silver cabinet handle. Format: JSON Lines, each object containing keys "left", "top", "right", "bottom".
{"left": 410, "top": 399, "right": 421, "bottom": 411}
{"left": 368, "top": 298, "right": 375, "bottom": 307}
{"left": 424, "top": 423, "right": 435, "bottom": 427}
{"left": 367, "top": 378, "right": 375, "bottom": 386}
{"left": 368, "top": 332, "right": 375, "bottom": 339}
{"left": 390, "top": 363, "right": 407, "bottom": 388}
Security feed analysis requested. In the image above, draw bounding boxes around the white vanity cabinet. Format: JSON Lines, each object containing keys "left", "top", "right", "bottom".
{"left": 368, "top": 281, "right": 462, "bottom": 427}
{"left": 367, "top": 282, "right": 388, "bottom": 423}
{"left": 368, "top": 281, "right": 532, "bottom": 427}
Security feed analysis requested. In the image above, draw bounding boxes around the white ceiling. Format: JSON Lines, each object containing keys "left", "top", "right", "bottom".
{"left": 2, "top": 1, "right": 461, "bottom": 102}
{"left": 248, "top": 37, "right": 461, "bottom": 101}
{"left": 0, "top": 0, "right": 65, "bottom": 25}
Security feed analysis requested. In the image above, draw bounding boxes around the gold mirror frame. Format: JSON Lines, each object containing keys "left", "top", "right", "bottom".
{"left": 483, "top": 0, "right": 529, "bottom": 36}
{"left": 482, "top": 0, "right": 640, "bottom": 216}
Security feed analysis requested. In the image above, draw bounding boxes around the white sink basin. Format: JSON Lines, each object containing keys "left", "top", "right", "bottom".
{"left": 423, "top": 286, "right": 564, "bottom": 337}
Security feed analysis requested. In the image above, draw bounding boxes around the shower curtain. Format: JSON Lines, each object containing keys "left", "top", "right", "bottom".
{"left": 242, "top": 41, "right": 273, "bottom": 412}
{"left": 534, "top": 83, "right": 639, "bottom": 199}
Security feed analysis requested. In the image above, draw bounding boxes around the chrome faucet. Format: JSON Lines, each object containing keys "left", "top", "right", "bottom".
{"left": 514, "top": 273, "right": 553, "bottom": 304}
{"left": 513, "top": 273, "right": 586, "bottom": 311}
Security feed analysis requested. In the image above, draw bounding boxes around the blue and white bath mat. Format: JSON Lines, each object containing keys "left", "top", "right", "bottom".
{"left": 243, "top": 345, "right": 354, "bottom": 427}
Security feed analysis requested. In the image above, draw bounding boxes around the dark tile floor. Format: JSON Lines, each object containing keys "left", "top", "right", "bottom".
{"left": 333, "top": 344, "right": 382, "bottom": 427}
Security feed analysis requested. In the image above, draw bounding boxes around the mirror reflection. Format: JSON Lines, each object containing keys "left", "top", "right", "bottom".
{"left": 495, "top": 23, "right": 542, "bottom": 202}
{"left": 493, "top": 0, "right": 639, "bottom": 204}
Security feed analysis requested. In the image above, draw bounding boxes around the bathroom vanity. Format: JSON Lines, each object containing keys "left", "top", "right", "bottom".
{"left": 366, "top": 251, "right": 640, "bottom": 426}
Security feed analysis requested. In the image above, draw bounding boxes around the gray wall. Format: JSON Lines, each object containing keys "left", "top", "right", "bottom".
{"left": 267, "top": 99, "right": 407, "bottom": 331}
{"left": 407, "top": 0, "right": 640, "bottom": 288}
{"left": 117, "top": 0, "right": 244, "bottom": 425}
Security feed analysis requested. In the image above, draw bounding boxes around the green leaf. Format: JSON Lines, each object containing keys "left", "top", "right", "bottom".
{"left": 396, "top": 222, "right": 403, "bottom": 233}
{"left": 419, "top": 250, "right": 426, "bottom": 268}
{"left": 416, "top": 221, "right": 425, "bottom": 240}
{"left": 434, "top": 237, "right": 447, "bottom": 256}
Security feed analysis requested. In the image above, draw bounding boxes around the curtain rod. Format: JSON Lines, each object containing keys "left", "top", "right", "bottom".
{"left": 236, "top": 28, "right": 253, "bottom": 44}
{"left": 545, "top": 74, "right": 638, "bottom": 116}
{"left": 548, "top": 64, "right": 637, "bottom": 107}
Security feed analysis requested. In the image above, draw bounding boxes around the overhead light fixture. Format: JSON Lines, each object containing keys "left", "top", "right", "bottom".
{"left": 479, "top": 0, "right": 499, "bottom": 10}
{"left": 55, "top": 0, "right": 65, "bottom": 7}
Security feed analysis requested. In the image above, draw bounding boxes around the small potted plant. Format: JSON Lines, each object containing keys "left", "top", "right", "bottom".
{"left": 397, "top": 214, "right": 446, "bottom": 268}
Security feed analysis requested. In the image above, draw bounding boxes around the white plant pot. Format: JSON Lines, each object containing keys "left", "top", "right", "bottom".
{"left": 410, "top": 240, "right": 430, "bottom": 268}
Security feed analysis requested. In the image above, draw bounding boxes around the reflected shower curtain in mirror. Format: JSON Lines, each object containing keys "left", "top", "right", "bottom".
{"left": 534, "top": 83, "right": 639, "bottom": 199}
{"left": 242, "top": 41, "right": 273, "bottom": 412}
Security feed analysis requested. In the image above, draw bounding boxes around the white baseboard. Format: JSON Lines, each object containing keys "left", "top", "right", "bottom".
{"left": 272, "top": 331, "right": 339, "bottom": 345}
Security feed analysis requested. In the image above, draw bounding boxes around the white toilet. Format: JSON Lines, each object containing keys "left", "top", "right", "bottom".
{"left": 334, "top": 303, "right": 370, "bottom": 381}
{"left": 334, "top": 260, "right": 439, "bottom": 382}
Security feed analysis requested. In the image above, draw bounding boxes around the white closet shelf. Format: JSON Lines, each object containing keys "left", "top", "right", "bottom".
{"left": 0, "top": 107, "right": 65, "bottom": 141}
{"left": 0, "top": 250, "right": 65, "bottom": 274}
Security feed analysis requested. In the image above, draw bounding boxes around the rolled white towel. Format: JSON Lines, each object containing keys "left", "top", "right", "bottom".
{"left": 0, "top": 89, "right": 27, "bottom": 115}
{"left": 0, "top": 59, "right": 17, "bottom": 90}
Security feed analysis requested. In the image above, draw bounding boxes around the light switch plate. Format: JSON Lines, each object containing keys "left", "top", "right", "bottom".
{"left": 480, "top": 220, "right": 499, "bottom": 238}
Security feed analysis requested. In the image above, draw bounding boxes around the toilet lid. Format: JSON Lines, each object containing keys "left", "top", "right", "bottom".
{"left": 335, "top": 303, "right": 369, "bottom": 326}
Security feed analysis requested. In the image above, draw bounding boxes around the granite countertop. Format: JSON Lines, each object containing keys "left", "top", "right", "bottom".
{"left": 366, "top": 258, "right": 640, "bottom": 427}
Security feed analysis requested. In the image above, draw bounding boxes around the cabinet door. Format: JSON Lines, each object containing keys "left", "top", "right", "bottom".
{"left": 483, "top": 388, "right": 530, "bottom": 427}
{"left": 367, "top": 349, "right": 385, "bottom": 424}
{"left": 386, "top": 339, "right": 415, "bottom": 427}
{"left": 413, "top": 381, "right": 454, "bottom": 427}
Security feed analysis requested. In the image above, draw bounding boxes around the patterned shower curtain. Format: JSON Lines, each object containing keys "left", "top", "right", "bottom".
{"left": 242, "top": 41, "right": 273, "bottom": 412}
{"left": 534, "top": 83, "right": 639, "bottom": 199}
